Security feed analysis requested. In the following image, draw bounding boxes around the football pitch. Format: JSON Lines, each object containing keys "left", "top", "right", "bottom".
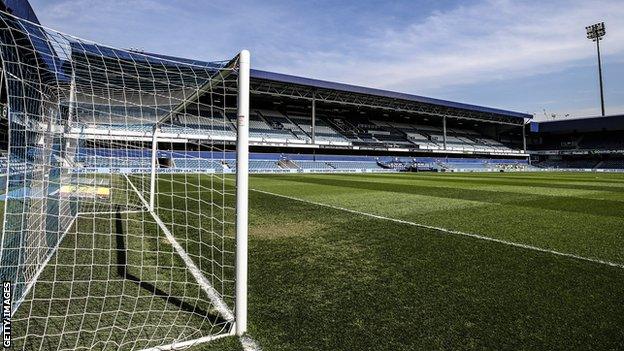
{"left": 242, "top": 172, "right": 624, "bottom": 351}
{"left": 7, "top": 171, "right": 624, "bottom": 350}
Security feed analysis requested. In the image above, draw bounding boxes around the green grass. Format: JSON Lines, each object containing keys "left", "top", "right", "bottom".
{"left": 7, "top": 174, "right": 238, "bottom": 350}
{"left": 6, "top": 172, "right": 624, "bottom": 350}
{"left": 244, "top": 172, "right": 624, "bottom": 351}
{"left": 251, "top": 172, "right": 624, "bottom": 263}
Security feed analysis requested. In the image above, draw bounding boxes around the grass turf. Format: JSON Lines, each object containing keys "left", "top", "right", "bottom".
{"left": 5, "top": 171, "right": 624, "bottom": 350}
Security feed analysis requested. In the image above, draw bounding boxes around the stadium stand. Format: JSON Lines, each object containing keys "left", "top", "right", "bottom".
{"left": 0, "top": 0, "right": 539, "bottom": 193}
{"left": 66, "top": 149, "right": 531, "bottom": 173}
{"left": 529, "top": 115, "right": 624, "bottom": 170}
{"left": 259, "top": 110, "right": 310, "bottom": 141}
{"left": 532, "top": 159, "right": 599, "bottom": 169}
{"left": 55, "top": 68, "right": 530, "bottom": 158}
{"left": 173, "top": 158, "right": 224, "bottom": 170}
{"left": 293, "top": 161, "right": 333, "bottom": 170}
{"left": 251, "top": 160, "right": 281, "bottom": 171}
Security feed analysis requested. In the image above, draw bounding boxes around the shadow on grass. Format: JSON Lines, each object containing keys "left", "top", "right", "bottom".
{"left": 114, "top": 206, "right": 228, "bottom": 327}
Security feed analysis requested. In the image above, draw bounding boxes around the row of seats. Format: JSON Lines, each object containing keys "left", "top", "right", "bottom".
{"left": 534, "top": 159, "right": 624, "bottom": 169}
{"left": 77, "top": 156, "right": 151, "bottom": 168}
{"left": 377, "top": 156, "right": 531, "bottom": 172}
{"left": 381, "top": 121, "right": 516, "bottom": 153}
{"left": 296, "top": 161, "right": 334, "bottom": 170}
{"left": 288, "top": 115, "right": 350, "bottom": 144}
{"left": 72, "top": 154, "right": 386, "bottom": 172}
{"left": 531, "top": 132, "right": 624, "bottom": 152}
{"left": 259, "top": 110, "right": 310, "bottom": 141}
{"left": 597, "top": 159, "right": 624, "bottom": 169}
{"left": 322, "top": 118, "right": 520, "bottom": 153}
{"left": 73, "top": 107, "right": 523, "bottom": 154}
{"left": 0, "top": 152, "right": 547, "bottom": 177}
{"left": 173, "top": 159, "right": 224, "bottom": 170}
{"left": 290, "top": 160, "right": 382, "bottom": 170}
{"left": 329, "top": 161, "right": 381, "bottom": 170}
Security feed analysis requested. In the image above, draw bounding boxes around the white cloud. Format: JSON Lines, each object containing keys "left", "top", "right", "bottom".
{"left": 31, "top": 0, "right": 624, "bottom": 114}
{"left": 269, "top": 0, "right": 624, "bottom": 94}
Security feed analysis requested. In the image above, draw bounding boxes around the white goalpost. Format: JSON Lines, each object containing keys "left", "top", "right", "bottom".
{"left": 235, "top": 50, "right": 250, "bottom": 338}
{"left": 0, "top": 10, "right": 249, "bottom": 351}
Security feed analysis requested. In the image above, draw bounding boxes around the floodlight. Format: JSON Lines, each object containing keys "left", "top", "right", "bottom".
{"left": 586, "top": 22, "right": 607, "bottom": 116}
{"left": 586, "top": 22, "right": 606, "bottom": 41}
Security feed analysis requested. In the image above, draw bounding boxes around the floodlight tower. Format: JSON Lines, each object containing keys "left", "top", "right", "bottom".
{"left": 586, "top": 22, "right": 606, "bottom": 116}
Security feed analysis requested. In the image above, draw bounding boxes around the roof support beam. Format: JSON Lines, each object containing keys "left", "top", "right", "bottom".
{"left": 311, "top": 91, "right": 316, "bottom": 144}
{"left": 522, "top": 120, "right": 527, "bottom": 153}
{"left": 443, "top": 116, "right": 447, "bottom": 150}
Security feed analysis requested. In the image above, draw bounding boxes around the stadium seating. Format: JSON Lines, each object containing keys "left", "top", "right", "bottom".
{"left": 0, "top": 156, "right": 8, "bottom": 170}
{"left": 597, "top": 159, "right": 624, "bottom": 169}
{"left": 251, "top": 160, "right": 281, "bottom": 171}
{"left": 445, "top": 161, "right": 489, "bottom": 170}
{"left": 76, "top": 156, "right": 151, "bottom": 168}
{"left": 176, "top": 113, "right": 237, "bottom": 138}
{"left": 258, "top": 110, "right": 310, "bottom": 141}
{"left": 365, "top": 121, "right": 414, "bottom": 148}
{"left": 533, "top": 159, "right": 600, "bottom": 169}
{"left": 68, "top": 148, "right": 534, "bottom": 174}
{"left": 173, "top": 158, "right": 224, "bottom": 170}
{"left": 287, "top": 114, "right": 350, "bottom": 145}
{"left": 252, "top": 112, "right": 303, "bottom": 142}
{"left": 374, "top": 121, "right": 519, "bottom": 153}
{"left": 578, "top": 133, "right": 624, "bottom": 150}
{"left": 70, "top": 105, "right": 525, "bottom": 155}
{"left": 328, "top": 161, "right": 383, "bottom": 170}
{"left": 293, "top": 161, "right": 332, "bottom": 170}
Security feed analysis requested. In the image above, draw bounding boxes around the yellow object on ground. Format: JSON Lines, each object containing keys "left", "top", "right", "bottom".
{"left": 60, "top": 185, "right": 110, "bottom": 198}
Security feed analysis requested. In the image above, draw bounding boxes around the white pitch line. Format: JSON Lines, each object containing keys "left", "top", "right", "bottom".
{"left": 124, "top": 174, "right": 235, "bottom": 321}
{"left": 251, "top": 188, "right": 624, "bottom": 270}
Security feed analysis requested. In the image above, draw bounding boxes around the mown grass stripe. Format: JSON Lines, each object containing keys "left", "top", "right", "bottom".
{"left": 263, "top": 174, "right": 624, "bottom": 218}
{"left": 357, "top": 173, "right": 624, "bottom": 193}
{"left": 251, "top": 188, "right": 624, "bottom": 270}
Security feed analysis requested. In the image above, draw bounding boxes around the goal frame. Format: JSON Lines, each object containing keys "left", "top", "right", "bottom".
{"left": 142, "top": 49, "right": 251, "bottom": 348}
{"left": 105, "top": 50, "right": 251, "bottom": 350}
{"left": 0, "top": 9, "right": 251, "bottom": 348}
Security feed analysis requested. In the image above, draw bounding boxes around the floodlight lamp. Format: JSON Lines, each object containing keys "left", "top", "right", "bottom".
{"left": 586, "top": 22, "right": 606, "bottom": 41}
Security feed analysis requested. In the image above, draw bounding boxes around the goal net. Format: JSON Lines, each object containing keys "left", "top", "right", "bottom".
{"left": 0, "top": 11, "right": 249, "bottom": 350}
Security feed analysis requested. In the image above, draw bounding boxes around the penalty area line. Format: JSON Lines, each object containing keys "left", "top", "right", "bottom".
{"left": 251, "top": 188, "right": 624, "bottom": 270}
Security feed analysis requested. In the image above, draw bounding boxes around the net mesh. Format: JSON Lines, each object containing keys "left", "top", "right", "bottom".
{"left": 0, "top": 11, "right": 241, "bottom": 350}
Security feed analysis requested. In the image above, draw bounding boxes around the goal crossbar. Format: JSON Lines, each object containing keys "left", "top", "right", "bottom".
{"left": 153, "top": 56, "right": 241, "bottom": 129}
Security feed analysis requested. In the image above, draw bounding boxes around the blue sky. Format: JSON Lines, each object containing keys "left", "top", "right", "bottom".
{"left": 29, "top": 0, "right": 624, "bottom": 120}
